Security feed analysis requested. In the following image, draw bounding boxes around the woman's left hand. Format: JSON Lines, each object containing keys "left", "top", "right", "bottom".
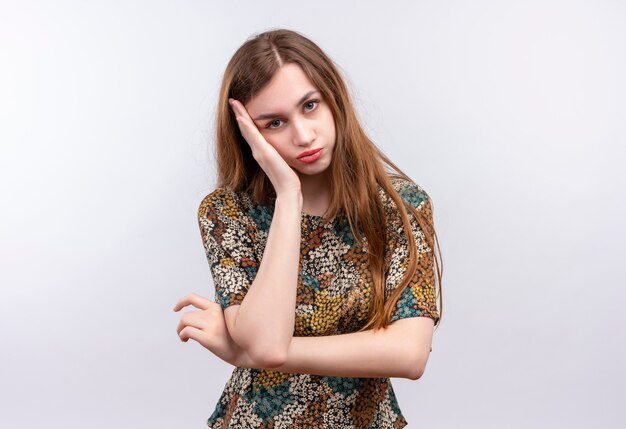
{"left": 173, "top": 292, "right": 249, "bottom": 367}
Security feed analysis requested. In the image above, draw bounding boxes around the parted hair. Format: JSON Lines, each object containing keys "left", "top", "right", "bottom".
{"left": 212, "top": 28, "right": 442, "bottom": 330}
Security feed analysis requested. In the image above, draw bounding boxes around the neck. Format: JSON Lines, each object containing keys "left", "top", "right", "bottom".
{"left": 298, "top": 170, "right": 331, "bottom": 216}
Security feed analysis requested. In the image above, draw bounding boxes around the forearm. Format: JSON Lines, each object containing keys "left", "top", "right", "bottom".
{"left": 232, "top": 194, "right": 302, "bottom": 364}
{"left": 238, "top": 326, "right": 418, "bottom": 379}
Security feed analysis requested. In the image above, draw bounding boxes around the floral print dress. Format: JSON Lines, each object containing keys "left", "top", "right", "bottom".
{"left": 197, "top": 177, "right": 440, "bottom": 428}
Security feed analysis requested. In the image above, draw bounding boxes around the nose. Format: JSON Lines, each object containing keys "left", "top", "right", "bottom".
{"left": 291, "top": 117, "right": 315, "bottom": 146}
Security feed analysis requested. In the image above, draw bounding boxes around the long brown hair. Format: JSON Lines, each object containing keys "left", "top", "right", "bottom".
{"left": 212, "top": 28, "right": 442, "bottom": 331}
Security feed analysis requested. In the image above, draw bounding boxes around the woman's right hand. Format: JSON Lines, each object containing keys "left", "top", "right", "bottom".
{"left": 228, "top": 98, "right": 303, "bottom": 200}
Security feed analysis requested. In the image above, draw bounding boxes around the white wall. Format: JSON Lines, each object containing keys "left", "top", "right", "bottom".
{"left": 1, "top": 0, "right": 624, "bottom": 427}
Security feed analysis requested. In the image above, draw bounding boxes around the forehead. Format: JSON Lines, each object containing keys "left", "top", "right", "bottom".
{"left": 245, "top": 63, "right": 317, "bottom": 113}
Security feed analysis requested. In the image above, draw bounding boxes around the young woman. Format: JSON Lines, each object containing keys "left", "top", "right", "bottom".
{"left": 173, "top": 28, "right": 443, "bottom": 428}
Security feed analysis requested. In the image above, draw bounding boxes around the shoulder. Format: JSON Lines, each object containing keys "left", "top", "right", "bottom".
{"left": 197, "top": 188, "right": 259, "bottom": 250}
{"left": 385, "top": 176, "right": 430, "bottom": 212}
{"left": 198, "top": 187, "right": 248, "bottom": 221}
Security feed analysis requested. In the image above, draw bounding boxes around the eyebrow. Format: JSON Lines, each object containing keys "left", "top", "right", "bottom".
{"left": 253, "top": 90, "right": 320, "bottom": 121}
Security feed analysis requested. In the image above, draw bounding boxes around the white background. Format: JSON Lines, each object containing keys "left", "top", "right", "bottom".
{"left": 1, "top": 1, "right": 624, "bottom": 428}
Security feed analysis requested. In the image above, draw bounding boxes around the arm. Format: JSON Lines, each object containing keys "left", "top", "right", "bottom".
{"left": 237, "top": 317, "right": 435, "bottom": 380}
{"left": 227, "top": 194, "right": 302, "bottom": 367}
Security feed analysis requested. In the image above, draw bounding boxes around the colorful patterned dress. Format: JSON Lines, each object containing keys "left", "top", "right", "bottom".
{"left": 197, "top": 176, "right": 440, "bottom": 428}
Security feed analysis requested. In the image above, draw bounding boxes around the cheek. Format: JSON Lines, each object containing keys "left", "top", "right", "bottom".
{"left": 322, "top": 110, "right": 336, "bottom": 137}
{"left": 259, "top": 133, "right": 278, "bottom": 149}
{"left": 325, "top": 117, "right": 337, "bottom": 144}
{"left": 262, "top": 135, "right": 289, "bottom": 157}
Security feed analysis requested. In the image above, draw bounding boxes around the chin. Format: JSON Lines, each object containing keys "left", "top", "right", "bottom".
{"left": 295, "top": 166, "right": 331, "bottom": 177}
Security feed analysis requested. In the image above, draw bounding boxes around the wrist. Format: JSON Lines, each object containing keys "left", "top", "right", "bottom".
{"left": 275, "top": 192, "right": 303, "bottom": 212}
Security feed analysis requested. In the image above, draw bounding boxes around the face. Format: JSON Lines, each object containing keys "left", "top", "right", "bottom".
{"left": 244, "top": 63, "right": 336, "bottom": 179}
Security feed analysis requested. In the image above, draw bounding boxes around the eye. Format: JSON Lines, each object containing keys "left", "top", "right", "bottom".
{"left": 266, "top": 119, "right": 283, "bottom": 129}
{"left": 304, "top": 99, "right": 319, "bottom": 112}
{"left": 264, "top": 99, "right": 320, "bottom": 130}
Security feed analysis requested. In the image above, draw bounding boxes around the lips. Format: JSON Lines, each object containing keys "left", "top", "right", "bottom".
{"left": 297, "top": 148, "right": 322, "bottom": 159}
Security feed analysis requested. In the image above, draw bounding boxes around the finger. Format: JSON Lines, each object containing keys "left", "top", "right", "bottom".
{"left": 173, "top": 292, "right": 212, "bottom": 312}
{"left": 228, "top": 98, "right": 249, "bottom": 119}
{"left": 179, "top": 325, "right": 204, "bottom": 344}
{"left": 173, "top": 292, "right": 211, "bottom": 311}
{"left": 229, "top": 99, "right": 259, "bottom": 129}
{"left": 176, "top": 312, "right": 206, "bottom": 337}
{"left": 232, "top": 110, "right": 257, "bottom": 135}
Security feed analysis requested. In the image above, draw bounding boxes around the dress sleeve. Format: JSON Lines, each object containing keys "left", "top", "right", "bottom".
{"left": 197, "top": 189, "right": 259, "bottom": 310}
{"left": 385, "top": 182, "right": 440, "bottom": 324}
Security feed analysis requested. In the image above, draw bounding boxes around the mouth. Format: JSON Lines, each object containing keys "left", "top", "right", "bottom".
{"left": 297, "top": 148, "right": 322, "bottom": 159}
